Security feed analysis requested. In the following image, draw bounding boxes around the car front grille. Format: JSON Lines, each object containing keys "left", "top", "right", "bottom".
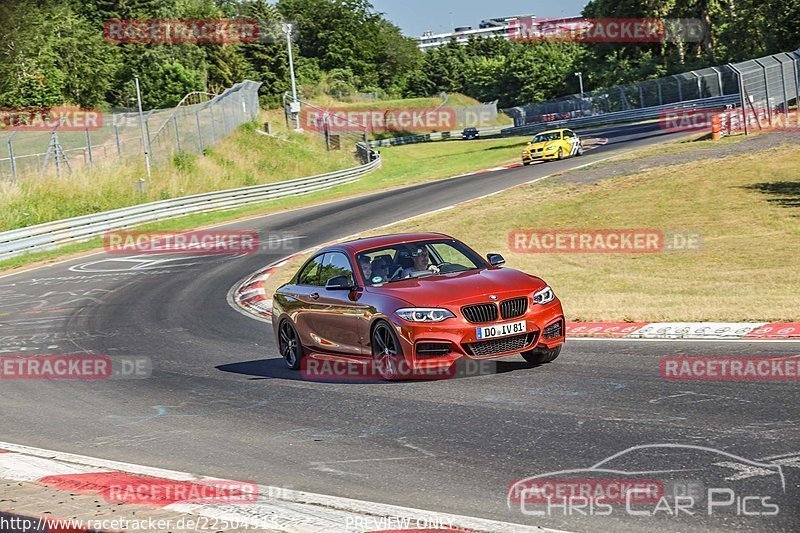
{"left": 416, "top": 342, "right": 451, "bottom": 358}
{"left": 462, "top": 303, "right": 498, "bottom": 324}
{"left": 464, "top": 333, "right": 536, "bottom": 357}
{"left": 500, "top": 297, "right": 527, "bottom": 319}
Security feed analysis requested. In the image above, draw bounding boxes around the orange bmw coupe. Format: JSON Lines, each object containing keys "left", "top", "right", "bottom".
{"left": 272, "top": 233, "right": 565, "bottom": 380}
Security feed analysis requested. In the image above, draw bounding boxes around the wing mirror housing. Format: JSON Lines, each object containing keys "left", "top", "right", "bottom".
{"left": 487, "top": 253, "right": 505, "bottom": 267}
{"left": 325, "top": 275, "right": 355, "bottom": 291}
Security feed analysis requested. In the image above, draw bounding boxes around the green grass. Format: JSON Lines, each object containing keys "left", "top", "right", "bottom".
{"left": 364, "top": 144, "right": 800, "bottom": 322}
{"left": 0, "top": 109, "right": 357, "bottom": 232}
{"left": 0, "top": 134, "right": 532, "bottom": 273}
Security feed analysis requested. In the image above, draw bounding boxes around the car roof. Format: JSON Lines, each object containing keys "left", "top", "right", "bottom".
{"left": 534, "top": 128, "right": 568, "bottom": 135}
{"left": 324, "top": 233, "right": 456, "bottom": 254}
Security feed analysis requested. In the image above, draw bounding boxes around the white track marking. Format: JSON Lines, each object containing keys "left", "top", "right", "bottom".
{"left": 0, "top": 440, "right": 567, "bottom": 533}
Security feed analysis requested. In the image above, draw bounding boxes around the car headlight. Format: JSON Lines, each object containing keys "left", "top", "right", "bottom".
{"left": 395, "top": 308, "right": 455, "bottom": 322}
{"left": 532, "top": 286, "right": 555, "bottom": 305}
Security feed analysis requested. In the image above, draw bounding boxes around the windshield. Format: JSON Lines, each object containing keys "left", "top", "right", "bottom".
{"left": 356, "top": 240, "right": 486, "bottom": 286}
{"left": 532, "top": 132, "right": 561, "bottom": 143}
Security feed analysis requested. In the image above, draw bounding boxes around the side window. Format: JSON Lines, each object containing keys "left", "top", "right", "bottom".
{"left": 297, "top": 255, "right": 324, "bottom": 286}
{"left": 563, "top": 130, "right": 573, "bottom": 138}
{"left": 319, "top": 252, "right": 354, "bottom": 286}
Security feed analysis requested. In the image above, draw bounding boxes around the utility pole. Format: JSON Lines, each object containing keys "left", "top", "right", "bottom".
{"left": 283, "top": 23, "right": 301, "bottom": 131}
{"left": 135, "top": 76, "right": 152, "bottom": 180}
{"left": 575, "top": 71, "right": 584, "bottom": 99}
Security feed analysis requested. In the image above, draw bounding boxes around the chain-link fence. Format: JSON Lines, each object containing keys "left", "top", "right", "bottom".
{"left": 730, "top": 51, "right": 800, "bottom": 134}
{"left": 0, "top": 80, "right": 261, "bottom": 182}
{"left": 505, "top": 49, "right": 800, "bottom": 132}
{"left": 287, "top": 95, "right": 377, "bottom": 163}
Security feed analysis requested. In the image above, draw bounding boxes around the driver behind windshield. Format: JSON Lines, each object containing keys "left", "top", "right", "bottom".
{"left": 401, "top": 246, "right": 439, "bottom": 278}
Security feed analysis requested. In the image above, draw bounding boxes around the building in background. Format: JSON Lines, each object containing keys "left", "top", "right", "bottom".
{"left": 416, "top": 15, "right": 584, "bottom": 50}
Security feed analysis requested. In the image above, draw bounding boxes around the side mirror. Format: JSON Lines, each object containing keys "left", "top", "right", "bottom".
{"left": 487, "top": 253, "right": 505, "bottom": 267}
{"left": 325, "top": 275, "right": 355, "bottom": 290}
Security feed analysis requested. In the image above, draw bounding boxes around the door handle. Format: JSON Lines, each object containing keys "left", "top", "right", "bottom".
{"left": 309, "top": 292, "right": 320, "bottom": 300}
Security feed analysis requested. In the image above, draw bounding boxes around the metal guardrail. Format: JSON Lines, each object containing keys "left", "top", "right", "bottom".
{"left": 501, "top": 95, "right": 740, "bottom": 136}
{"left": 368, "top": 125, "right": 508, "bottom": 148}
{"left": 366, "top": 95, "right": 737, "bottom": 146}
{"left": 0, "top": 151, "right": 381, "bottom": 261}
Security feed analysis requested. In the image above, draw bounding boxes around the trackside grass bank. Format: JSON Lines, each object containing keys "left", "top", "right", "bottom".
{"left": 372, "top": 144, "right": 800, "bottom": 321}
{"left": 0, "top": 109, "right": 358, "bottom": 232}
{"left": 264, "top": 139, "right": 800, "bottom": 322}
{"left": 0, "top": 134, "right": 529, "bottom": 272}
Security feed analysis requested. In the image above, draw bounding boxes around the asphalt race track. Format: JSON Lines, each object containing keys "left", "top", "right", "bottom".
{"left": 1, "top": 122, "right": 798, "bottom": 532}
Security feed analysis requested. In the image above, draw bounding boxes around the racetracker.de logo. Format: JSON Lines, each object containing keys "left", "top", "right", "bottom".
{"left": 509, "top": 478, "right": 664, "bottom": 505}
{"left": 509, "top": 18, "right": 706, "bottom": 43}
{"left": 509, "top": 229, "right": 702, "bottom": 253}
{"left": 103, "top": 19, "right": 261, "bottom": 44}
{"left": 300, "top": 357, "right": 496, "bottom": 381}
{"left": 0, "top": 107, "right": 103, "bottom": 131}
{"left": 103, "top": 231, "right": 259, "bottom": 255}
{"left": 300, "top": 107, "right": 456, "bottom": 132}
{"left": 661, "top": 356, "right": 800, "bottom": 381}
{"left": 105, "top": 478, "right": 258, "bottom": 505}
{"left": 0, "top": 355, "right": 151, "bottom": 380}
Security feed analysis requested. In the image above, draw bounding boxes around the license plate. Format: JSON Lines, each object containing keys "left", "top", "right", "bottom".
{"left": 476, "top": 320, "right": 527, "bottom": 340}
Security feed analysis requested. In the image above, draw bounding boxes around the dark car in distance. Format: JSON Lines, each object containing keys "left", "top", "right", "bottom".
{"left": 461, "top": 127, "right": 480, "bottom": 140}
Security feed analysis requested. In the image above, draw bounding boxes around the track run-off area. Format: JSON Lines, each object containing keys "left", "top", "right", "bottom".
{"left": 1, "top": 122, "right": 798, "bottom": 532}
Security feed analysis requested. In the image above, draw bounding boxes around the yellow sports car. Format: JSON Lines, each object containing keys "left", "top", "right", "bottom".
{"left": 521, "top": 128, "right": 583, "bottom": 165}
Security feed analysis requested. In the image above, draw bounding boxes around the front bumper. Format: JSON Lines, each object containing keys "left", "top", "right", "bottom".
{"left": 389, "top": 300, "right": 565, "bottom": 371}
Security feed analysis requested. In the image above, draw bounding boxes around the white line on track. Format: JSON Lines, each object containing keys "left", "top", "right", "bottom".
{"left": 0, "top": 440, "right": 569, "bottom": 533}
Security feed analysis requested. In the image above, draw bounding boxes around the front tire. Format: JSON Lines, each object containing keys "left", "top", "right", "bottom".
{"left": 278, "top": 320, "right": 304, "bottom": 370}
{"left": 556, "top": 148, "right": 564, "bottom": 160}
{"left": 521, "top": 345, "right": 561, "bottom": 365}
{"left": 576, "top": 144, "right": 584, "bottom": 156}
{"left": 372, "top": 321, "right": 404, "bottom": 381}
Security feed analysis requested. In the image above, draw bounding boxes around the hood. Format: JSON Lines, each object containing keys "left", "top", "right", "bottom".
{"left": 366, "top": 268, "right": 546, "bottom": 307}
{"left": 531, "top": 140, "right": 559, "bottom": 149}
{"left": 524, "top": 140, "right": 559, "bottom": 153}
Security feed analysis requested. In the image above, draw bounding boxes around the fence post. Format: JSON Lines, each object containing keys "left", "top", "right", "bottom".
{"left": 711, "top": 67, "right": 724, "bottom": 96}
{"left": 208, "top": 105, "right": 218, "bottom": 143}
{"left": 172, "top": 115, "right": 182, "bottom": 152}
{"left": 753, "top": 59, "right": 772, "bottom": 127}
{"left": 144, "top": 111, "right": 154, "bottom": 164}
{"left": 790, "top": 54, "right": 800, "bottom": 127}
{"left": 113, "top": 122, "right": 122, "bottom": 155}
{"left": 84, "top": 128, "right": 93, "bottom": 168}
{"left": 53, "top": 131, "right": 61, "bottom": 179}
{"left": 195, "top": 109, "right": 204, "bottom": 152}
{"left": 8, "top": 137, "right": 16, "bottom": 182}
{"left": 690, "top": 71, "right": 702, "bottom": 98}
{"left": 656, "top": 79, "right": 663, "bottom": 106}
{"left": 638, "top": 85, "right": 645, "bottom": 108}
{"left": 729, "top": 63, "right": 749, "bottom": 135}
{"left": 779, "top": 59, "right": 789, "bottom": 115}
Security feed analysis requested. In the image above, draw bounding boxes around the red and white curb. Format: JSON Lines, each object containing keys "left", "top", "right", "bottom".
{"left": 0, "top": 441, "right": 552, "bottom": 533}
{"left": 566, "top": 321, "right": 800, "bottom": 340}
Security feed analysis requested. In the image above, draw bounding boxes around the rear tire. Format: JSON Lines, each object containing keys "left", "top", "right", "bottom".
{"left": 521, "top": 345, "right": 561, "bottom": 365}
{"left": 278, "top": 320, "right": 304, "bottom": 370}
{"left": 576, "top": 144, "right": 584, "bottom": 156}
